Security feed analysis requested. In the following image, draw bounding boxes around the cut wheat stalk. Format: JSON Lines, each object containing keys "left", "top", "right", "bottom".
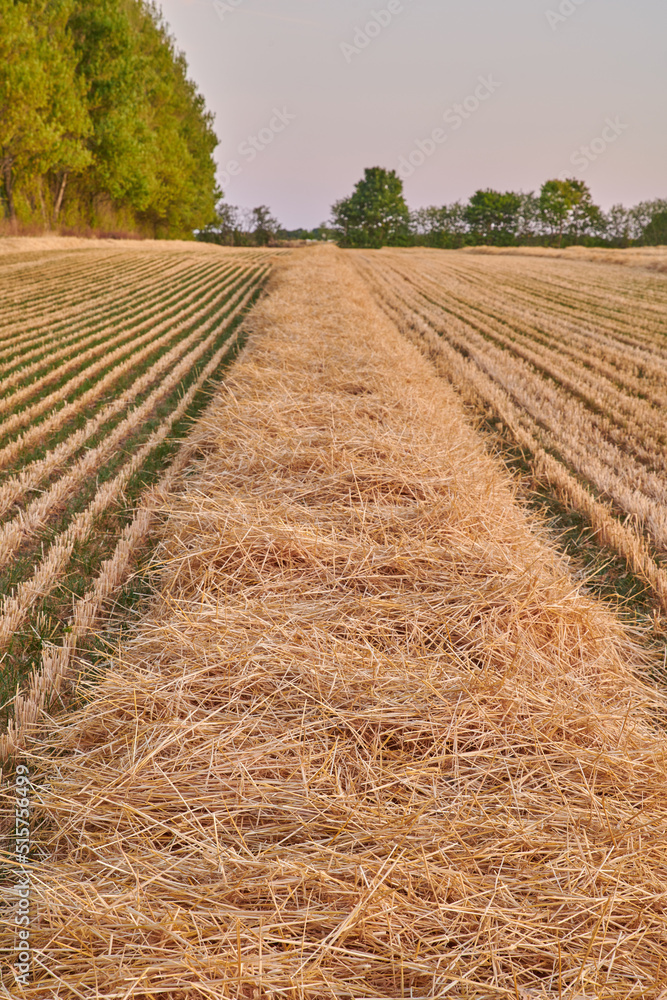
{"left": 6, "top": 247, "right": 667, "bottom": 998}
{"left": 0, "top": 272, "right": 265, "bottom": 580}
{"left": 0, "top": 249, "right": 166, "bottom": 335}
{"left": 0, "top": 269, "right": 265, "bottom": 510}
{"left": 354, "top": 249, "right": 667, "bottom": 596}
{"left": 0, "top": 253, "right": 229, "bottom": 378}
{"left": 0, "top": 263, "right": 264, "bottom": 447}
{"left": 0, "top": 320, "right": 246, "bottom": 667}
{"left": 0, "top": 258, "right": 246, "bottom": 416}
{"left": 0, "top": 328, "right": 244, "bottom": 762}
{"left": 0, "top": 251, "right": 183, "bottom": 353}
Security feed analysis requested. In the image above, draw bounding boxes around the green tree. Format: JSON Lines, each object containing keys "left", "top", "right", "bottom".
{"left": 198, "top": 201, "right": 242, "bottom": 245}
{"left": 67, "top": 0, "right": 218, "bottom": 236}
{"left": 603, "top": 204, "right": 632, "bottom": 247}
{"left": 539, "top": 178, "right": 598, "bottom": 246}
{"left": 464, "top": 188, "right": 522, "bottom": 245}
{"left": 643, "top": 211, "right": 667, "bottom": 246}
{"left": 1, "top": 0, "right": 218, "bottom": 235}
{"left": 198, "top": 202, "right": 281, "bottom": 246}
{"left": 331, "top": 167, "right": 410, "bottom": 248}
{"left": 410, "top": 202, "right": 468, "bottom": 248}
{"left": 629, "top": 199, "right": 667, "bottom": 242}
{"left": 251, "top": 205, "right": 280, "bottom": 246}
{"left": 0, "top": 0, "right": 90, "bottom": 223}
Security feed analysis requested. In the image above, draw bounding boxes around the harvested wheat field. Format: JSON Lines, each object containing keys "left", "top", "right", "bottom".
{"left": 0, "top": 237, "right": 279, "bottom": 752}
{"left": 4, "top": 246, "right": 667, "bottom": 998}
{"left": 352, "top": 246, "right": 667, "bottom": 616}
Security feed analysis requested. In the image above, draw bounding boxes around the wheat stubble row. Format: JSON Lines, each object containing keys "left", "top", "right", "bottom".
{"left": 0, "top": 240, "right": 273, "bottom": 726}
{"left": 0, "top": 258, "right": 261, "bottom": 453}
{"left": 0, "top": 267, "right": 265, "bottom": 516}
{"left": 8, "top": 247, "right": 667, "bottom": 998}
{"left": 0, "top": 250, "right": 187, "bottom": 341}
{"left": 0, "top": 268, "right": 266, "bottom": 548}
{"left": 0, "top": 242, "right": 271, "bottom": 335}
{"left": 0, "top": 255, "right": 245, "bottom": 414}
{"left": 0, "top": 253, "right": 229, "bottom": 377}
{"left": 353, "top": 249, "right": 667, "bottom": 609}
{"left": 359, "top": 257, "right": 667, "bottom": 524}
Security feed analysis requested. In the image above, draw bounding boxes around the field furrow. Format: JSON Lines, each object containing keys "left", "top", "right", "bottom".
{"left": 0, "top": 256, "right": 240, "bottom": 400}
{"left": 0, "top": 268, "right": 265, "bottom": 571}
{"left": 352, "top": 248, "right": 667, "bottom": 610}
{"left": 0, "top": 317, "right": 248, "bottom": 653}
{"left": 0, "top": 270, "right": 265, "bottom": 517}
{"left": 0, "top": 251, "right": 182, "bottom": 338}
{"left": 0, "top": 254, "right": 226, "bottom": 374}
{"left": 0, "top": 240, "right": 273, "bottom": 718}
{"left": 0, "top": 262, "right": 257, "bottom": 443}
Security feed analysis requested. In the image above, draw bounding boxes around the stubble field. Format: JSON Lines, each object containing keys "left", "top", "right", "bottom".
{"left": 0, "top": 239, "right": 277, "bottom": 754}
{"left": 2, "top": 242, "right": 667, "bottom": 998}
{"left": 353, "top": 246, "right": 667, "bottom": 615}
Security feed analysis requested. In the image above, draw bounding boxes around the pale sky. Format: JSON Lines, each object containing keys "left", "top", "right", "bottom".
{"left": 157, "top": 0, "right": 666, "bottom": 229}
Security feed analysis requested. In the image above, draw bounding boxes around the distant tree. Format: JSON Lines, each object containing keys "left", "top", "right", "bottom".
{"left": 278, "top": 225, "right": 333, "bottom": 242}
{"left": 411, "top": 202, "right": 468, "bottom": 248}
{"left": 197, "top": 201, "right": 241, "bottom": 245}
{"left": 515, "top": 192, "right": 541, "bottom": 243}
{"left": 464, "top": 189, "right": 522, "bottom": 245}
{"left": 539, "top": 178, "right": 598, "bottom": 246}
{"left": 197, "top": 201, "right": 280, "bottom": 246}
{"left": 251, "top": 204, "right": 280, "bottom": 245}
{"left": 603, "top": 204, "right": 632, "bottom": 247}
{"left": 628, "top": 199, "right": 667, "bottom": 242}
{"left": 331, "top": 167, "right": 410, "bottom": 248}
{"left": 643, "top": 210, "right": 667, "bottom": 246}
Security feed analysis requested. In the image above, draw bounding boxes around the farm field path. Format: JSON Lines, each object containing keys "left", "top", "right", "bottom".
{"left": 6, "top": 246, "right": 667, "bottom": 998}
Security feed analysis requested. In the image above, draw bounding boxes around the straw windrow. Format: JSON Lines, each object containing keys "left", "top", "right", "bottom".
{"left": 2, "top": 247, "right": 667, "bottom": 997}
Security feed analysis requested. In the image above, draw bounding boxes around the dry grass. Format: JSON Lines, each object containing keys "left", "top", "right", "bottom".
{"left": 462, "top": 245, "right": 667, "bottom": 275}
{"left": 353, "top": 247, "right": 667, "bottom": 615}
{"left": 4, "top": 248, "right": 667, "bottom": 997}
{"left": 0, "top": 239, "right": 275, "bottom": 724}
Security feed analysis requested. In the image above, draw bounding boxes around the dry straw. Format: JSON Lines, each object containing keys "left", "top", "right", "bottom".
{"left": 462, "top": 244, "right": 667, "bottom": 275}
{"left": 353, "top": 248, "right": 667, "bottom": 612}
{"left": 3, "top": 248, "right": 667, "bottom": 998}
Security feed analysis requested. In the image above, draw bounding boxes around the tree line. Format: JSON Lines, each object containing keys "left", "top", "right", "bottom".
{"left": 197, "top": 204, "right": 282, "bottom": 247}
{"left": 0, "top": 0, "right": 219, "bottom": 238}
{"left": 331, "top": 168, "right": 667, "bottom": 249}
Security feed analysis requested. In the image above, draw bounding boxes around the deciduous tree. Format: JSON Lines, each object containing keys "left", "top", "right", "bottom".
{"left": 331, "top": 167, "right": 410, "bottom": 248}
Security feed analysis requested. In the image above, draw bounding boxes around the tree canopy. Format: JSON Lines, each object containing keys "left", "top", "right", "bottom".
{"left": 0, "top": 0, "right": 218, "bottom": 237}
{"left": 331, "top": 168, "right": 410, "bottom": 248}
{"left": 331, "top": 170, "right": 665, "bottom": 250}
{"left": 197, "top": 202, "right": 282, "bottom": 247}
{"left": 644, "top": 210, "right": 667, "bottom": 246}
{"left": 464, "top": 189, "right": 523, "bottom": 246}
